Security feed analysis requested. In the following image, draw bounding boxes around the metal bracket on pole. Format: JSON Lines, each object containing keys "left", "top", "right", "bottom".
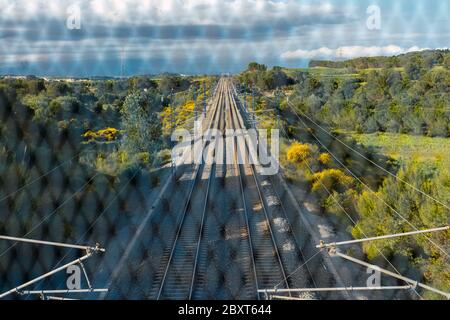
{"left": 0, "top": 235, "right": 106, "bottom": 254}
{"left": 78, "top": 260, "right": 92, "bottom": 290}
{"left": 21, "top": 289, "right": 109, "bottom": 295}
{"left": 0, "top": 235, "right": 106, "bottom": 300}
{"left": 42, "top": 296, "right": 79, "bottom": 301}
{"left": 22, "top": 288, "right": 109, "bottom": 301}
{"left": 0, "top": 253, "right": 94, "bottom": 299}
{"left": 326, "top": 250, "right": 450, "bottom": 299}
{"left": 259, "top": 285, "right": 413, "bottom": 295}
{"left": 316, "top": 226, "right": 449, "bottom": 250}
{"left": 314, "top": 226, "right": 450, "bottom": 299}
{"left": 203, "top": 82, "right": 207, "bottom": 116}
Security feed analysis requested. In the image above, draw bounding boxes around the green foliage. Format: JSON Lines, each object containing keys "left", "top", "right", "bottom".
{"left": 445, "top": 55, "right": 450, "bottom": 70}
{"left": 290, "top": 51, "right": 450, "bottom": 137}
{"left": 239, "top": 63, "right": 294, "bottom": 91}
{"left": 347, "top": 132, "right": 450, "bottom": 167}
{"left": 120, "top": 91, "right": 163, "bottom": 159}
{"left": 128, "top": 77, "right": 157, "bottom": 91}
{"left": 22, "top": 94, "right": 53, "bottom": 122}
{"left": 309, "top": 50, "right": 449, "bottom": 70}
{"left": 252, "top": 50, "right": 449, "bottom": 299}
{"left": 46, "top": 81, "right": 71, "bottom": 97}
{"left": 26, "top": 78, "right": 46, "bottom": 95}
{"left": 353, "top": 161, "right": 450, "bottom": 295}
{"left": 158, "top": 75, "right": 191, "bottom": 94}
{"left": 160, "top": 100, "right": 195, "bottom": 132}
{"left": 83, "top": 127, "right": 121, "bottom": 142}
{"left": 312, "top": 169, "right": 354, "bottom": 194}
{"left": 405, "top": 55, "right": 426, "bottom": 80}
{"left": 247, "top": 62, "right": 268, "bottom": 72}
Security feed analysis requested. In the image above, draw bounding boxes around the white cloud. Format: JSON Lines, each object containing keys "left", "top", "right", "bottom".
{"left": 281, "top": 45, "right": 431, "bottom": 60}
{"left": 0, "top": 0, "right": 348, "bottom": 26}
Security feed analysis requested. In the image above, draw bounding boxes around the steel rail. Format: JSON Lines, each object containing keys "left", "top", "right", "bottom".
{"left": 156, "top": 79, "right": 226, "bottom": 300}
{"left": 227, "top": 80, "right": 291, "bottom": 298}
{"left": 224, "top": 79, "right": 260, "bottom": 299}
{"left": 188, "top": 84, "right": 227, "bottom": 299}
{"left": 231, "top": 81, "right": 319, "bottom": 292}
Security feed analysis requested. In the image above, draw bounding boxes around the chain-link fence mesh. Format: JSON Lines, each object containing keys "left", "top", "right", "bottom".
{"left": 1, "top": 1, "right": 449, "bottom": 301}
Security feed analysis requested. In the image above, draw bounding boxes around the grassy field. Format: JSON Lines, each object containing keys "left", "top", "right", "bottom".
{"left": 345, "top": 131, "right": 450, "bottom": 166}
{"left": 282, "top": 67, "right": 360, "bottom": 79}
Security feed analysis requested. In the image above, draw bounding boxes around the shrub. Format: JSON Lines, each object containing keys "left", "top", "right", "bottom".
{"left": 312, "top": 169, "right": 354, "bottom": 193}
{"left": 286, "top": 142, "right": 312, "bottom": 164}
{"left": 83, "top": 128, "right": 120, "bottom": 142}
{"left": 318, "top": 153, "right": 332, "bottom": 165}
{"left": 83, "top": 130, "right": 97, "bottom": 141}
{"left": 97, "top": 128, "right": 120, "bottom": 141}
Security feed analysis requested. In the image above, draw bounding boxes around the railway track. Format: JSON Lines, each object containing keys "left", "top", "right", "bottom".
{"left": 150, "top": 79, "right": 229, "bottom": 300}
{"left": 225, "top": 80, "right": 291, "bottom": 298}
{"left": 150, "top": 78, "right": 315, "bottom": 300}
{"left": 229, "top": 81, "right": 319, "bottom": 297}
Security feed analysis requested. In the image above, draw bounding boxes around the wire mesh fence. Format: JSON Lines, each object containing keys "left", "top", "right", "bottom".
{"left": 0, "top": 1, "right": 449, "bottom": 301}
{"left": 2, "top": 76, "right": 444, "bottom": 301}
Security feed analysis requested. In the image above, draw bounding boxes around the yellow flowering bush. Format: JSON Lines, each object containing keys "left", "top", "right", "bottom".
{"left": 286, "top": 142, "right": 312, "bottom": 164}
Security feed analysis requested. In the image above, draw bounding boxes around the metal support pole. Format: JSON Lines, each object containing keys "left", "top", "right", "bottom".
{"left": 267, "top": 295, "right": 305, "bottom": 301}
{"left": 22, "top": 289, "right": 109, "bottom": 295}
{"left": 171, "top": 92, "right": 175, "bottom": 133}
{"left": 0, "top": 235, "right": 105, "bottom": 253}
{"left": 252, "top": 86, "right": 255, "bottom": 129}
{"left": 0, "top": 253, "right": 93, "bottom": 299}
{"left": 317, "top": 226, "right": 449, "bottom": 249}
{"left": 244, "top": 94, "right": 247, "bottom": 112}
{"left": 44, "top": 296, "right": 78, "bottom": 301}
{"left": 194, "top": 91, "right": 198, "bottom": 121}
{"left": 203, "top": 82, "right": 207, "bottom": 116}
{"left": 331, "top": 250, "right": 450, "bottom": 299}
{"left": 259, "top": 286, "right": 413, "bottom": 294}
{"left": 78, "top": 260, "right": 92, "bottom": 290}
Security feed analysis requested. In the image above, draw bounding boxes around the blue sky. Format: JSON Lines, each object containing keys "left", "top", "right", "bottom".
{"left": 0, "top": 0, "right": 448, "bottom": 76}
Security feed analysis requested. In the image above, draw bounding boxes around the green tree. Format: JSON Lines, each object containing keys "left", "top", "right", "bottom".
{"left": 120, "top": 91, "right": 162, "bottom": 159}
{"left": 247, "top": 62, "right": 267, "bottom": 72}
{"left": 405, "top": 55, "right": 426, "bottom": 80}
{"left": 46, "top": 81, "right": 71, "bottom": 97}
{"left": 444, "top": 55, "right": 450, "bottom": 70}
{"left": 353, "top": 162, "right": 449, "bottom": 274}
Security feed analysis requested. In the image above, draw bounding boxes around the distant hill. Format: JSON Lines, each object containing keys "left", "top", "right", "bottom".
{"left": 309, "top": 49, "right": 450, "bottom": 70}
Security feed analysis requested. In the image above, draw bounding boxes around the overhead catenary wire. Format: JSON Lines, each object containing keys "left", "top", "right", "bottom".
{"left": 277, "top": 122, "right": 428, "bottom": 299}
{"left": 26, "top": 169, "right": 140, "bottom": 299}
{"left": 0, "top": 252, "right": 94, "bottom": 299}
{"left": 0, "top": 173, "right": 100, "bottom": 259}
{"left": 232, "top": 82, "right": 329, "bottom": 297}
{"left": 332, "top": 250, "right": 450, "bottom": 299}
{"left": 0, "top": 146, "right": 92, "bottom": 204}
{"left": 317, "top": 226, "right": 450, "bottom": 249}
{"left": 286, "top": 100, "right": 449, "bottom": 258}
{"left": 291, "top": 104, "right": 450, "bottom": 211}
{"left": 260, "top": 285, "right": 414, "bottom": 294}
{"left": 266, "top": 95, "right": 424, "bottom": 299}
{"left": 230, "top": 80, "right": 292, "bottom": 297}
{"left": 282, "top": 100, "right": 447, "bottom": 297}
{"left": 102, "top": 79, "right": 223, "bottom": 300}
